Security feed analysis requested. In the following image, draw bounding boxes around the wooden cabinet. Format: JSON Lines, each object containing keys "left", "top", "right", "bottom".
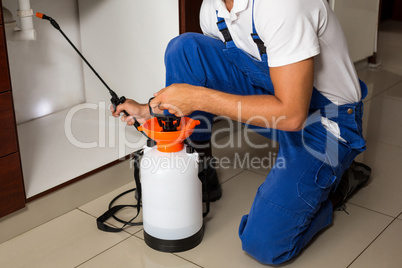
{"left": 0, "top": 92, "right": 18, "bottom": 156}
{"left": 179, "top": 0, "right": 203, "bottom": 34}
{"left": 393, "top": 0, "right": 402, "bottom": 20}
{"left": 0, "top": 28, "right": 10, "bottom": 93}
{"left": 0, "top": 0, "right": 26, "bottom": 218}
{"left": 0, "top": 153, "right": 25, "bottom": 217}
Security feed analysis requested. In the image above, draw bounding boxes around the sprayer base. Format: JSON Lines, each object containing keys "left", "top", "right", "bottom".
{"left": 144, "top": 226, "right": 204, "bottom": 253}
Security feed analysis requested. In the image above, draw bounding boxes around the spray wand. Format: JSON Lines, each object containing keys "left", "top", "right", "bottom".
{"left": 36, "top": 12, "right": 147, "bottom": 136}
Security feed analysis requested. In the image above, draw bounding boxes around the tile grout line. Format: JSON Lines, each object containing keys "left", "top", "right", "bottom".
{"left": 363, "top": 59, "right": 400, "bottom": 116}
{"left": 346, "top": 202, "right": 398, "bottom": 219}
{"left": 172, "top": 253, "right": 204, "bottom": 268}
{"left": 133, "top": 228, "right": 145, "bottom": 238}
{"left": 363, "top": 78, "right": 402, "bottom": 103}
{"left": 77, "top": 208, "right": 134, "bottom": 236}
{"left": 0, "top": 208, "right": 79, "bottom": 246}
{"left": 346, "top": 217, "right": 398, "bottom": 268}
{"left": 365, "top": 138, "right": 402, "bottom": 150}
{"left": 72, "top": 224, "right": 203, "bottom": 268}
{"left": 74, "top": 235, "right": 132, "bottom": 268}
{"left": 377, "top": 74, "right": 402, "bottom": 90}
{"left": 219, "top": 169, "right": 248, "bottom": 187}
{"left": 245, "top": 167, "right": 270, "bottom": 177}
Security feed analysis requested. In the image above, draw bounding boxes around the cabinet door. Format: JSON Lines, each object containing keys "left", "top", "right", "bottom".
{"left": 393, "top": 0, "right": 402, "bottom": 20}
{"left": 0, "top": 27, "right": 11, "bottom": 93}
{"left": 0, "top": 153, "right": 25, "bottom": 218}
{"left": 0, "top": 92, "right": 18, "bottom": 156}
{"left": 0, "top": 1, "right": 2, "bottom": 25}
{"left": 179, "top": 0, "right": 203, "bottom": 34}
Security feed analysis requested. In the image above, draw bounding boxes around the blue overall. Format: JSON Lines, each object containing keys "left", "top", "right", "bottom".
{"left": 164, "top": 7, "right": 367, "bottom": 265}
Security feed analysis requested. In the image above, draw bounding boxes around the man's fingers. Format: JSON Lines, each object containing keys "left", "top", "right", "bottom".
{"left": 149, "top": 98, "right": 160, "bottom": 108}
{"left": 112, "top": 102, "right": 127, "bottom": 117}
{"left": 154, "top": 87, "right": 167, "bottom": 97}
{"left": 121, "top": 115, "right": 133, "bottom": 122}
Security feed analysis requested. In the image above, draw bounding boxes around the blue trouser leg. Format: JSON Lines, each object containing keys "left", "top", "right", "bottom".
{"left": 239, "top": 123, "right": 357, "bottom": 264}
{"left": 164, "top": 33, "right": 364, "bottom": 265}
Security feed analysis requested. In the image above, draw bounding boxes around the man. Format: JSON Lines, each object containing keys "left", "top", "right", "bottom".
{"left": 113, "top": 0, "right": 370, "bottom": 264}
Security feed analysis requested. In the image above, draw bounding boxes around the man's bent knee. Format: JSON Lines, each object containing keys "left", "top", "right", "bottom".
{"left": 238, "top": 190, "right": 305, "bottom": 265}
{"left": 165, "top": 33, "right": 205, "bottom": 59}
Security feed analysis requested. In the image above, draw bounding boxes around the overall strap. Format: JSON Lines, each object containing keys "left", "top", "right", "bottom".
{"left": 250, "top": 0, "right": 267, "bottom": 58}
{"left": 216, "top": 11, "right": 236, "bottom": 48}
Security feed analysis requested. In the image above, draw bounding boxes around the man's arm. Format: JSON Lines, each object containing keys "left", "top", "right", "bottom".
{"left": 153, "top": 57, "right": 314, "bottom": 131}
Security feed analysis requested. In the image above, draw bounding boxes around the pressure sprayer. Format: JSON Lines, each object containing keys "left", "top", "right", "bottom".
{"left": 138, "top": 103, "right": 205, "bottom": 252}
{"left": 36, "top": 13, "right": 208, "bottom": 252}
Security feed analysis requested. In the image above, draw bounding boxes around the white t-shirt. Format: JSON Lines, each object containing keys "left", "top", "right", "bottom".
{"left": 200, "top": 0, "right": 361, "bottom": 105}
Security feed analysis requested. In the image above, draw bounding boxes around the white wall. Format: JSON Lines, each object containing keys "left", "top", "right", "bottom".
{"left": 5, "top": 0, "right": 180, "bottom": 198}
{"left": 4, "top": 0, "right": 85, "bottom": 124}
{"left": 330, "top": 0, "right": 380, "bottom": 62}
{"left": 78, "top": 0, "right": 179, "bottom": 105}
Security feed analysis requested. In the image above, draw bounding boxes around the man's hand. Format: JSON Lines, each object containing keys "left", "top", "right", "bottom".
{"left": 110, "top": 98, "right": 150, "bottom": 125}
{"left": 150, "top": 83, "right": 200, "bottom": 117}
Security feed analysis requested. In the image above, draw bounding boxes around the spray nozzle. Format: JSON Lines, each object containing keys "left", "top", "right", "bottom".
{"left": 36, "top": 12, "right": 60, "bottom": 30}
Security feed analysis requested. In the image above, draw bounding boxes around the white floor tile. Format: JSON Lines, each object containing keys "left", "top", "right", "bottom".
{"left": 215, "top": 163, "right": 245, "bottom": 183}
{"left": 352, "top": 140, "right": 402, "bottom": 217}
{"left": 363, "top": 82, "right": 402, "bottom": 148}
{"left": 213, "top": 128, "right": 278, "bottom": 177}
{"left": 79, "top": 182, "right": 143, "bottom": 235}
{"left": 77, "top": 236, "right": 198, "bottom": 268}
{"left": 0, "top": 210, "right": 130, "bottom": 268}
{"left": 349, "top": 219, "right": 402, "bottom": 268}
{"left": 381, "top": 80, "right": 402, "bottom": 100}
{"left": 357, "top": 67, "right": 402, "bottom": 102}
{"left": 0, "top": 159, "right": 133, "bottom": 244}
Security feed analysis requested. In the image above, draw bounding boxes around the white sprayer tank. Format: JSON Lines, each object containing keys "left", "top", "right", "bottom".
{"left": 141, "top": 144, "right": 203, "bottom": 252}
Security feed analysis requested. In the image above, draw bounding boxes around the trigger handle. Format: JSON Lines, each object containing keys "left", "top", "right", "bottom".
{"left": 111, "top": 95, "right": 129, "bottom": 116}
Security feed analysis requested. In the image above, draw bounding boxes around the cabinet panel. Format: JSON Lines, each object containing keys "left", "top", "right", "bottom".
{"left": 0, "top": 152, "right": 25, "bottom": 218}
{"left": 0, "top": 27, "right": 11, "bottom": 93}
{"left": 394, "top": 0, "right": 402, "bottom": 20}
{"left": 179, "top": 0, "right": 203, "bottom": 34}
{"left": 0, "top": 91, "right": 18, "bottom": 156}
